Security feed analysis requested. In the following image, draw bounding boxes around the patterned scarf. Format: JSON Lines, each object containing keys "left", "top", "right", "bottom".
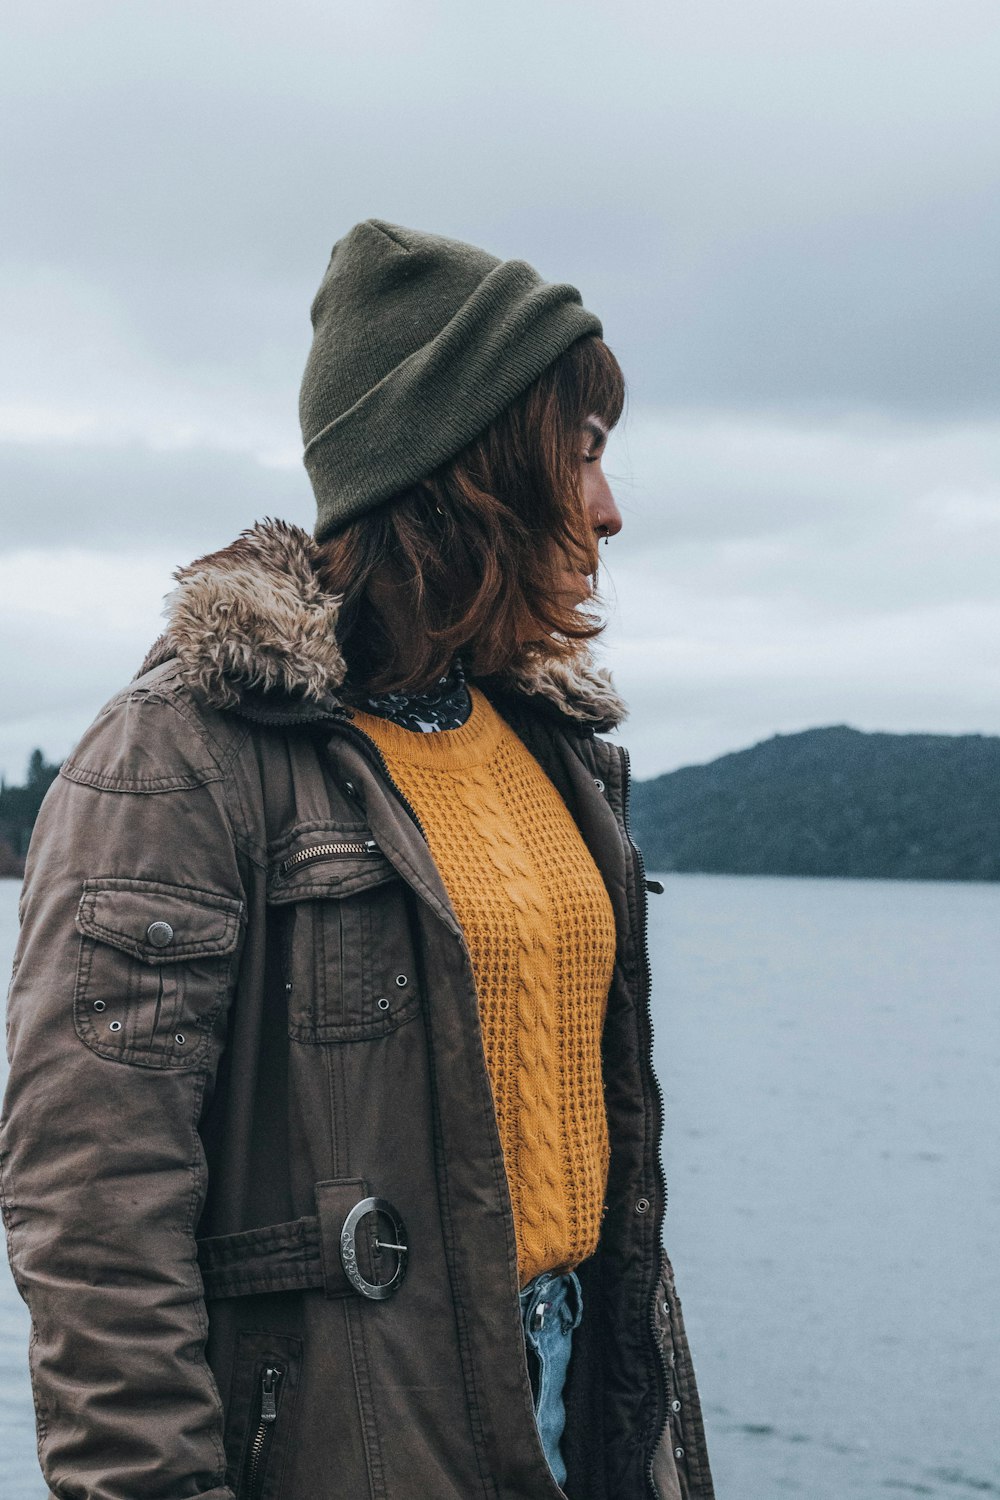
{"left": 355, "top": 656, "right": 472, "bottom": 732}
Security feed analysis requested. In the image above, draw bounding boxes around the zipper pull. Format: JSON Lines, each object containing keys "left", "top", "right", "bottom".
{"left": 260, "top": 1366, "right": 281, "bottom": 1423}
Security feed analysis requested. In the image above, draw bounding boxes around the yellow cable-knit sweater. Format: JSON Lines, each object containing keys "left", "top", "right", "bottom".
{"left": 352, "top": 686, "right": 617, "bottom": 1287}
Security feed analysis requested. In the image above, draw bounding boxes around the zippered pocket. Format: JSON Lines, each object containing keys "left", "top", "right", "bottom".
{"left": 244, "top": 1364, "right": 285, "bottom": 1500}
{"left": 279, "top": 838, "right": 379, "bottom": 877}
{"left": 225, "top": 1332, "right": 302, "bottom": 1500}
{"left": 266, "top": 830, "right": 422, "bottom": 1043}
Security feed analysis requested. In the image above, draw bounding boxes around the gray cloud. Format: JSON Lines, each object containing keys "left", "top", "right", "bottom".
{"left": 0, "top": 442, "right": 313, "bottom": 550}
{"left": 2, "top": 0, "right": 998, "bottom": 420}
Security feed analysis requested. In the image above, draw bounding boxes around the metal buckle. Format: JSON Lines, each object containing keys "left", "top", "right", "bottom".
{"left": 339, "top": 1196, "right": 408, "bottom": 1300}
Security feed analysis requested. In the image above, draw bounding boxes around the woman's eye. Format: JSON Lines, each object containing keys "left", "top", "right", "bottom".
{"left": 582, "top": 452, "right": 601, "bottom": 464}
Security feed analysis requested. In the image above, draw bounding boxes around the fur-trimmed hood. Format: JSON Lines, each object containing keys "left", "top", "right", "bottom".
{"left": 138, "top": 518, "right": 628, "bottom": 731}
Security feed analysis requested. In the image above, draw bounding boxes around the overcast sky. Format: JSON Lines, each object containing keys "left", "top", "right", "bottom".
{"left": 2, "top": 0, "right": 998, "bottom": 780}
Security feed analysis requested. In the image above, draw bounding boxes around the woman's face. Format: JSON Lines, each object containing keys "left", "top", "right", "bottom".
{"left": 559, "top": 413, "right": 622, "bottom": 606}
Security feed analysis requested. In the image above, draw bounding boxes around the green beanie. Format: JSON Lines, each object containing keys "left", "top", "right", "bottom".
{"left": 300, "top": 219, "right": 603, "bottom": 541}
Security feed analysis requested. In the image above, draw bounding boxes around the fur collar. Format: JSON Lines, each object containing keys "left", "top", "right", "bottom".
{"left": 138, "top": 518, "right": 628, "bottom": 732}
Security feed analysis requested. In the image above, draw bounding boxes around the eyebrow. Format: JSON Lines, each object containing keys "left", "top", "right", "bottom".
{"left": 582, "top": 417, "right": 608, "bottom": 447}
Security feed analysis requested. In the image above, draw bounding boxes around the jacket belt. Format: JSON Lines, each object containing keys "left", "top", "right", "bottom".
{"left": 197, "top": 1177, "right": 373, "bottom": 1300}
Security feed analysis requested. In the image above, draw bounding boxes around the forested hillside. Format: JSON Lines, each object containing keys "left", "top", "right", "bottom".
{"left": 630, "top": 725, "right": 1000, "bottom": 881}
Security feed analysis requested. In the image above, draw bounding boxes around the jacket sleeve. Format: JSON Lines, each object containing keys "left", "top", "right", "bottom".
{"left": 0, "top": 685, "right": 247, "bottom": 1500}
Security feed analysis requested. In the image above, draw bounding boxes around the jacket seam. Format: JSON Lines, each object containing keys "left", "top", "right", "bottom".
{"left": 608, "top": 745, "right": 665, "bottom": 1490}
{"left": 224, "top": 722, "right": 270, "bottom": 872}
{"left": 167, "top": 685, "right": 266, "bottom": 872}
{"left": 186, "top": 1061, "right": 230, "bottom": 1483}
{"left": 0, "top": 1152, "right": 51, "bottom": 1451}
{"left": 418, "top": 926, "right": 503, "bottom": 1500}
{"left": 213, "top": 720, "right": 264, "bottom": 868}
{"left": 60, "top": 764, "right": 221, "bottom": 792}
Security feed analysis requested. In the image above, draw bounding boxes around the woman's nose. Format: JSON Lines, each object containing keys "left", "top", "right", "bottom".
{"left": 590, "top": 484, "right": 623, "bottom": 538}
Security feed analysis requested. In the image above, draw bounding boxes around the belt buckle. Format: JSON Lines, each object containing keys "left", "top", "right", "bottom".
{"left": 339, "top": 1196, "right": 408, "bottom": 1300}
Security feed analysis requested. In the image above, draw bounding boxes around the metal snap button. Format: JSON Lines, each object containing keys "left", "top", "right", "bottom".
{"left": 674, "top": 1447, "right": 685, "bottom": 1460}
{"left": 394, "top": 973, "right": 408, "bottom": 988}
{"left": 593, "top": 777, "right": 605, "bottom": 792}
{"left": 342, "top": 780, "right": 357, "bottom": 798}
{"left": 92, "top": 1000, "right": 106, "bottom": 1012}
{"left": 377, "top": 998, "right": 390, "bottom": 1011}
{"left": 146, "top": 921, "right": 174, "bottom": 948}
{"left": 635, "top": 1196, "right": 651, "bottom": 1213}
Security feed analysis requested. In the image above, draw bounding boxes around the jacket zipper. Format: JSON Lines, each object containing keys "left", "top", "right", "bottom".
{"left": 619, "top": 742, "right": 671, "bottom": 1499}
{"left": 279, "top": 838, "right": 379, "bottom": 876}
{"left": 333, "top": 716, "right": 669, "bottom": 1489}
{"left": 245, "top": 1364, "right": 284, "bottom": 1500}
{"left": 334, "top": 721, "right": 432, "bottom": 846}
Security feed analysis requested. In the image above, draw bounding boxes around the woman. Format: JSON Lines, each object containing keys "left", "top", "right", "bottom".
{"left": 1, "top": 220, "right": 714, "bottom": 1500}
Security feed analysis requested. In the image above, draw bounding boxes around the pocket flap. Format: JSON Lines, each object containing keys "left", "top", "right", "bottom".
{"left": 77, "top": 878, "right": 244, "bottom": 963}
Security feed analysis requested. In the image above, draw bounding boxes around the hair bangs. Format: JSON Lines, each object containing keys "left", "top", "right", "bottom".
{"left": 554, "top": 335, "right": 626, "bottom": 434}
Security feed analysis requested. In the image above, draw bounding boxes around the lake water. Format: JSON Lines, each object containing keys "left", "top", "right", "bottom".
{"left": 1, "top": 872, "right": 998, "bottom": 1498}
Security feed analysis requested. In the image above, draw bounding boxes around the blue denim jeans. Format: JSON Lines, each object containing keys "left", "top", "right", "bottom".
{"left": 518, "top": 1268, "right": 583, "bottom": 1489}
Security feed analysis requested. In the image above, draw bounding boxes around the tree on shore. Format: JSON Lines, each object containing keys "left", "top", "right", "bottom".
{"left": 0, "top": 750, "right": 61, "bottom": 877}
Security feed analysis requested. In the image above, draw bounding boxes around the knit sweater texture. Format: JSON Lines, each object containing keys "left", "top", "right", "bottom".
{"left": 352, "top": 686, "right": 617, "bottom": 1287}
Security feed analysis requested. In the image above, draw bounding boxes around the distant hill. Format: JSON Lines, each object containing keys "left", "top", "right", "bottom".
{"left": 630, "top": 725, "right": 1000, "bottom": 882}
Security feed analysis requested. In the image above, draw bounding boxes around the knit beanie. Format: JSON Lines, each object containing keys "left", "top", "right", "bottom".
{"left": 300, "top": 219, "right": 603, "bottom": 541}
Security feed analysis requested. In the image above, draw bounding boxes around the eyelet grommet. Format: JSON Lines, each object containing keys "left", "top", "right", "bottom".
{"left": 377, "top": 998, "right": 390, "bottom": 1011}
{"left": 674, "top": 1447, "right": 685, "bottom": 1460}
{"left": 593, "top": 777, "right": 605, "bottom": 792}
{"left": 92, "top": 1000, "right": 106, "bottom": 1012}
{"left": 394, "top": 974, "right": 408, "bottom": 988}
{"left": 671, "top": 1399, "right": 682, "bottom": 1412}
{"left": 174, "top": 1034, "right": 186, "bottom": 1045}
{"left": 635, "top": 1196, "right": 650, "bottom": 1214}
{"left": 108, "top": 1020, "right": 122, "bottom": 1032}
{"left": 342, "top": 780, "right": 357, "bottom": 798}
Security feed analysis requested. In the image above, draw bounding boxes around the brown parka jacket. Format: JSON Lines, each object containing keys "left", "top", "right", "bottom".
{"left": 1, "top": 520, "right": 715, "bottom": 1500}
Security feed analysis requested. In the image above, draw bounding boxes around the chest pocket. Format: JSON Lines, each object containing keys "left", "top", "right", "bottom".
{"left": 74, "top": 878, "right": 245, "bottom": 1069}
{"left": 266, "top": 835, "right": 422, "bottom": 1043}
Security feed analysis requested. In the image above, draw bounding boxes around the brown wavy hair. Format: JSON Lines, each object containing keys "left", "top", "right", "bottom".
{"left": 314, "top": 334, "right": 625, "bottom": 695}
